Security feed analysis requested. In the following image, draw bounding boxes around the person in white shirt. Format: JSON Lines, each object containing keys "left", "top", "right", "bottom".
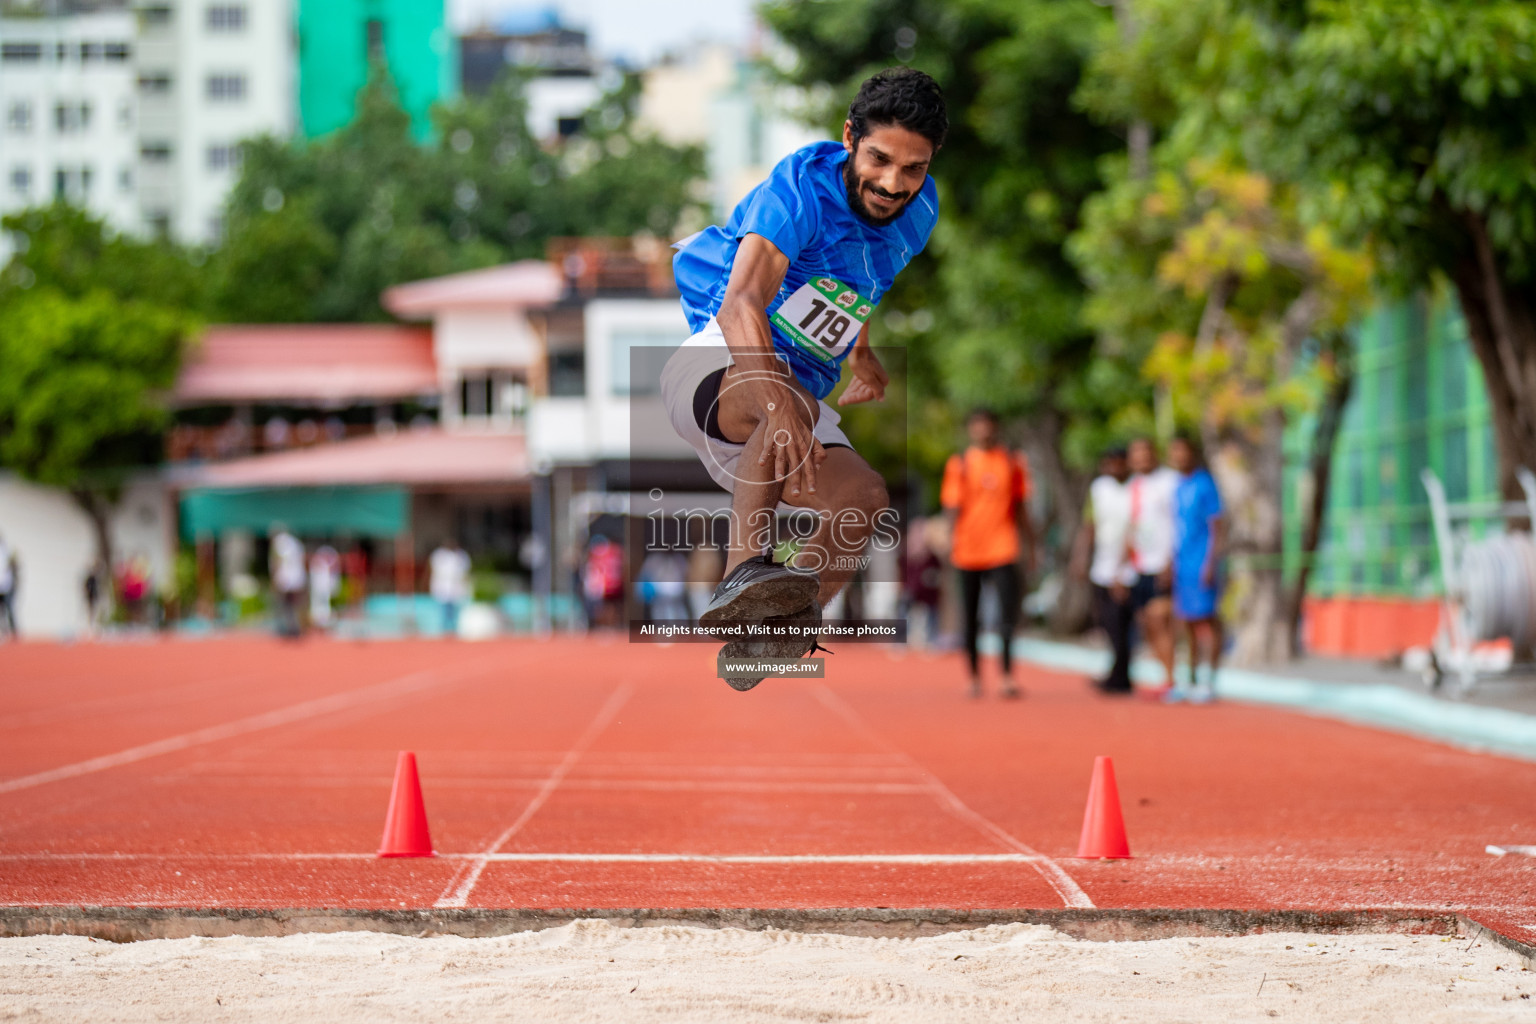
{"left": 1071, "top": 448, "right": 1137, "bottom": 693}
{"left": 1126, "top": 437, "right": 1181, "bottom": 694}
{"left": 429, "top": 540, "right": 472, "bottom": 637}
{"left": 308, "top": 544, "right": 341, "bottom": 628}
{"left": 269, "top": 526, "right": 306, "bottom": 638}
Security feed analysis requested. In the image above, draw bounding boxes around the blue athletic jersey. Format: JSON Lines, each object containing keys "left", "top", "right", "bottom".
{"left": 1174, "top": 468, "right": 1223, "bottom": 576}
{"left": 672, "top": 140, "right": 939, "bottom": 400}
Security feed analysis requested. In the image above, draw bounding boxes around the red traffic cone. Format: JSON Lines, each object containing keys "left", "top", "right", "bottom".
{"left": 1075, "top": 755, "right": 1131, "bottom": 859}
{"left": 378, "top": 751, "right": 435, "bottom": 858}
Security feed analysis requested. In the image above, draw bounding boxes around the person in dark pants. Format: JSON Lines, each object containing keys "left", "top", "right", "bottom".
{"left": 1071, "top": 448, "right": 1136, "bottom": 693}
{"left": 941, "top": 408, "right": 1035, "bottom": 698}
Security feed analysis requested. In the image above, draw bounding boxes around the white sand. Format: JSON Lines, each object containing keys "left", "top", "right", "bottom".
{"left": 0, "top": 921, "right": 1529, "bottom": 1022}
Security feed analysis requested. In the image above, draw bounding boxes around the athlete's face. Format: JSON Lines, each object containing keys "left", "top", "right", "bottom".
{"left": 841, "top": 121, "right": 935, "bottom": 227}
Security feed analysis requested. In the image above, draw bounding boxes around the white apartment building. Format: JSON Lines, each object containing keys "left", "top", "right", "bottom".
{"left": 0, "top": 0, "right": 294, "bottom": 247}
{"left": 0, "top": 3, "right": 141, "bottom": 236}
{"left": 132, "top": 0, "right": 294, "bottom": 243}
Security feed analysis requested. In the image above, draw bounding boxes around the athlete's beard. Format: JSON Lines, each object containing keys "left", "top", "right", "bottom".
{"left": 844, "top": 158, "right": 911, "bottom": 228}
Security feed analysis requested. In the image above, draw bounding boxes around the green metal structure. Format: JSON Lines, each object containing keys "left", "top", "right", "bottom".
{"left": 297, "top": 0, "right": 457, "bottom": 141}
{"left": 1284, "top": 294, "right": 1499, "bottom": 600}
{"left": 180, "top": 487, "right": 409, "bottom": 540}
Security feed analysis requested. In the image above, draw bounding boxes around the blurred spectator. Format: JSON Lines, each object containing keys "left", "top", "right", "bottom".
{"left": 269, "top": 525, "right": 307, "bottom": 638}
{"left": 309, "top": 544, "right": 341, "bottom": 629}
{"left": 83, "top": 560, "right": 106, "bottom": 638}
{"left": 263, "top": 416, "right": 292, "bottom": 450}
{"left": 1168, "top": 435, "right": 1227, "bottom": 703}
{"left": 324, "top": 416, "right": 347, "bottom": 443}
{"left": 582, "top": 536, "right": 624, "bottom": 630}
{"left": 429, "top": 539, "right": 472, "bottom": 636}
{"left": 941, "top": 408, "right": 1035, "bottom": 699}
{"left": 1072, "top": 447, "right": 1136, "bottom": 694}
{"left": 1127, "top": 437, "right": 1181, "bottom": 695}
{"left": 118, "top": 554, "right": 150, "bottom": 626}
{"left": 904, "top": 517, "right": 945, "bottom": 650}
{"left": 685, "top": 544, "right": 723, "bottom": 623}
{"left": 342, "top": 542, "right": 369, "bottom": 610}
{"left": 295, "top": 419, "right": 320, "bottom": 445}
{"left": 639, "top": 549, "right": 689, "bottom": 622}
{"left": 0, "top": 533, "right": 16, "bottom": 640}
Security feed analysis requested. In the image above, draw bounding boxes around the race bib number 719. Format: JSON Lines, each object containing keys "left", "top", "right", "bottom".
{"left": 770, "top": 277, "right": 875, "bottom": 363}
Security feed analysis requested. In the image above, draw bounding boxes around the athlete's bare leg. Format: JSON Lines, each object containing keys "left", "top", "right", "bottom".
{"left": 779, "top": 447, "right": 889, "bottom": 607}
{"left": 713, "top": 361, "right": 825, "bottom": 576}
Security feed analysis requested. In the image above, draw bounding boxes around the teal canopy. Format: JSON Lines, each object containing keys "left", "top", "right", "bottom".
{"left": 180, "top": 486, "right": 408, "bottom": 540}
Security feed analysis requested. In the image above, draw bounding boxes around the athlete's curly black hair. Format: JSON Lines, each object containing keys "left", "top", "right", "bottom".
{"left": 847, "top": 67, "right": 948, "bottom": 152}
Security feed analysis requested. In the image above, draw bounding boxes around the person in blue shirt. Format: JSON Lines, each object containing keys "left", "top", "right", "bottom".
{"left": 659, "top": 68, "right": 946, "bottom": 690}
{"left": 1168, "top": 435, "right": 1227, "bottom": 703}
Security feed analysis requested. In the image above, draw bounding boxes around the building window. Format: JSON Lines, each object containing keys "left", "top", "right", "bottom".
{"left": 140, "top": 142, "right": 173, "bottom": 162}
{"left": 206, "top": 73, "right": 246, "bottom": 101}
{"left": 8, "top": 166, "right": 30, "bottom": 197}
{"left": 138, "top": 72, "right": 173, "bottom": 94}
{"left": 207, "top": 5, "right": 246, "bottom": 31}
{"left": 146, "top": 212, "right": 172, "bottom": 237}
{"left": 206, "top": 143, "right": 241, "bottom": 171}
{"left": 104, "top": 41, "right": 131, "bottom": 62}
{"left": 53, "top": 102, "right": 90, "bottom": 133}
{"left": 0, "top": 42, "right": 43, "bottom": 63}
{"left": 6, "top": 100, "right": 31, "bottom": 133}
{"left": 139, "top": 6, "right": 173, "bottom": 27}
{"left": 365, "top": 18, "right": 384, "bottom": 59}
{"left": 457, "top": 371, "right": 529, "bottom": 421}
{"left": 609, "top": 330, "right": 676, "bottom": 397}
{"left": 117, "top": 98, "right": 133, "bottom": 129}
{"left": 54, "top": 168, "right": 69, "bottom": 199}
{"left": 79, "top": 42, "right": 102, "bottom": 62}
{"left": 118, "top": 166, "right": 133, "bottom": 192}
{"left": 548, "top": 352, "right": 585, "bottom": 398}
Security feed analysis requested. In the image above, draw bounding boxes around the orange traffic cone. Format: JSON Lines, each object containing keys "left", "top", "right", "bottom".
{"left": 1075, "top": 755, "right": 1131, "bottom": 859}
{"left": 378, "top": 751, "right": 435, "bottom": 858}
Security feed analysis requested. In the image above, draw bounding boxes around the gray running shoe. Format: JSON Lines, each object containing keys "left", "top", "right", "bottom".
{"left": 718, "top": 601, "right": 826, "bottom": 692}
{"left": 698, "top": 554, "right": 820, "bottom": 630}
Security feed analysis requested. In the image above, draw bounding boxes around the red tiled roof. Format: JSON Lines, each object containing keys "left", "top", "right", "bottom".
{"left": 186, "top": 428, "right": 530, "bottom": 488}
{"left": 176, "top": 325, "right": 438, "bottom": 404}
{"left": 382, "top": 260, "right": 563, "bottom": 318}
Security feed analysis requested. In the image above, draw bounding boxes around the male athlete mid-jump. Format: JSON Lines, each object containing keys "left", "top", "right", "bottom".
{"left": 661, "top": 68, "right": 947, "bottom": 689}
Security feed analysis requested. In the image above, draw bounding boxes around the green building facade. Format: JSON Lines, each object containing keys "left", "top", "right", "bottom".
{"left": 297, "top": 0, "right": 457, "bottom": 141}
{"left": 1284, "top": 295, "right": 1500, "bottom": 601}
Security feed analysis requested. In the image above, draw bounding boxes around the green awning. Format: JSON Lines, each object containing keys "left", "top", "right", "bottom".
{"left": 180, "top": 486, "right": 408, "bottom": 540}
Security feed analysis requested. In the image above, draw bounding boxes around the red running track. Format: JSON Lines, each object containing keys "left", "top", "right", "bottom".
{"left": 1, "top": 637, "right": 1533, "bottom": 941}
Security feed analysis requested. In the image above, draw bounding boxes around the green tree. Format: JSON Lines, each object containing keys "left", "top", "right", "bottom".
{"left": 0, "top": 203, "right": 205, "bottom": 312}
{"left": 213, "top": 69, "right": 707, "bottom": 322}
{"left": 1082, "top": 0, "right": 1536, "bottom": 497}
{"left": 0, "top": 287, "right": 192, "bottom": 578}
{"left": 1073, "top": 158, "right": 1371, "bottom": 662}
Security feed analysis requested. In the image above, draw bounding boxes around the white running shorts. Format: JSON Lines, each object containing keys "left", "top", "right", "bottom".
{"left": 659, "top": 318, "right": 852, "bottom": 494}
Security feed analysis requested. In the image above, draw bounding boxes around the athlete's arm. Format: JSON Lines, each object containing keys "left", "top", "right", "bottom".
{"left": 717, "top": 232, "right": 824, "bottom": 497}
{"left": 838, "top": 323, "right": 888, "bottom": 406}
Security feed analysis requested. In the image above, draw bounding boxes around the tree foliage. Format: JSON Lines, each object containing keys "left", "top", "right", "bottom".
{"left": 212, "top": 70, "right": 708, "bottom": 322}
{"left": 1080, "top": 0, "right": 1536, "bottom": 495}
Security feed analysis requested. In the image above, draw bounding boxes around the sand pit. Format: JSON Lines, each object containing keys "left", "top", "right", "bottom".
{"left": 0, "top": 921, "right": 1529, "bottom": 1022}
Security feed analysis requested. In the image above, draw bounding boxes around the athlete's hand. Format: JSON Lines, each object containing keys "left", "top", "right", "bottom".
{"left": 748, "top": 372, "right": 823, "bottom": 500}
{"left": 838, "top": 340, "right": 888, "bottom": 406}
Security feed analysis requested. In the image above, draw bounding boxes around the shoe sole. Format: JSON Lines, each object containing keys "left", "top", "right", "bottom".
{"left": 718, "top": 608, "right": 823, "bottom": 691}
{"left": 699, "top": 573, "right": 819, "bottom": 629}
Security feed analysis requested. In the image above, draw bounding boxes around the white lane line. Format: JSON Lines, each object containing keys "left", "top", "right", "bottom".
{"left": 810, "top": 684, "right": 1095, "bottom": 910}
{"left": 434, "top": 680, "right": 636, "bottom": 908}
{"left": 146, "top": 776, "right": 932, "bottom": 795}
{"left": 1486, "top": 845, "right": 1536, "bottom": 857}
{"left": 0, "top": 663, "right": 486, "bottom": 796}
{"left": 0, "top": 852, "right": 1052, "bottom": 865}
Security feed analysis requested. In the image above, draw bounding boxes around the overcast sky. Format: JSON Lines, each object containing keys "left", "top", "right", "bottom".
{"left": 448, "top": 0, "right": 759, "bottom": 65}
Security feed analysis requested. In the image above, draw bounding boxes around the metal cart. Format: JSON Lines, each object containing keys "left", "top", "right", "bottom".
{"left": 1420, "top": 466, "right": 1536, "bottom": 695}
